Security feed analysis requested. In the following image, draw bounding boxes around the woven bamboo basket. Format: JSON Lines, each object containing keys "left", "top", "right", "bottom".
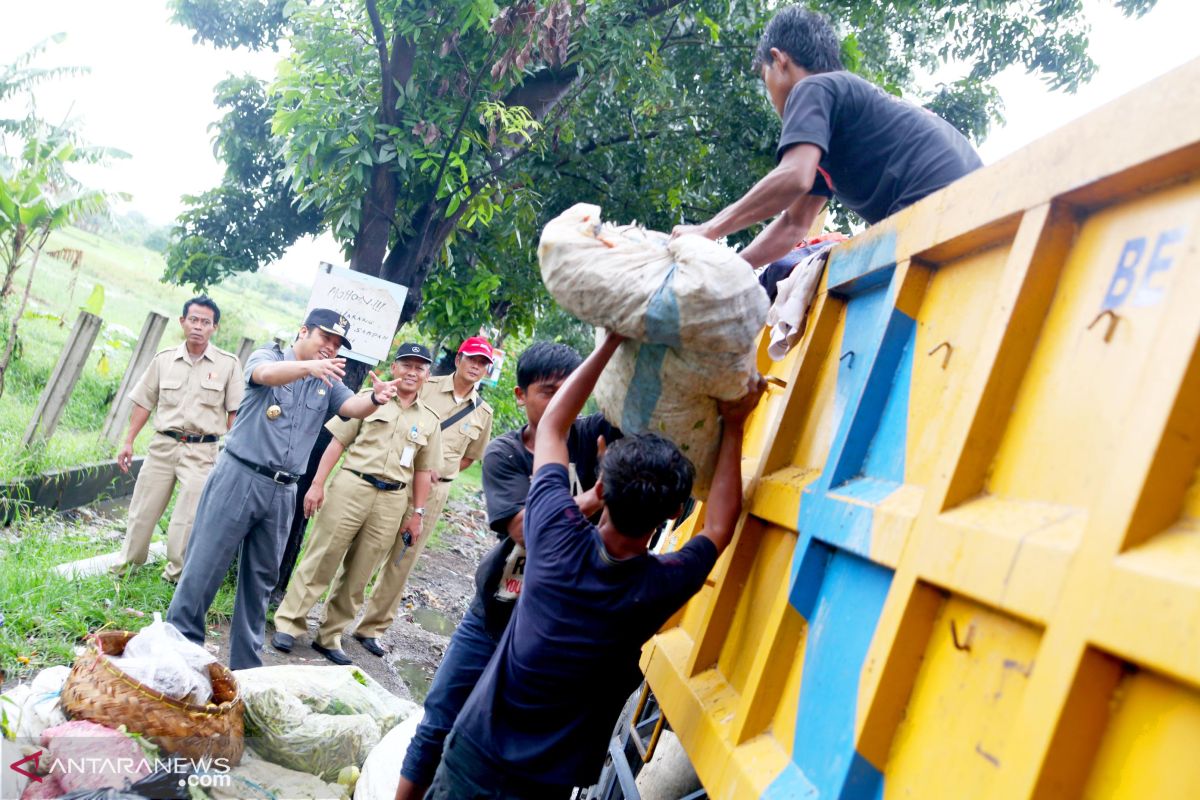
{"left": 60, "top": 630, "right": 244, "bottom": 764}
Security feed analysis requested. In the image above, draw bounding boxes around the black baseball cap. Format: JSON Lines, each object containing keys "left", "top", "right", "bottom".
{"left": 305, "top": 308, "right": 352, "bottom": 350}
{"left": 393, "top": 342, "right": 433, "bottom": 363}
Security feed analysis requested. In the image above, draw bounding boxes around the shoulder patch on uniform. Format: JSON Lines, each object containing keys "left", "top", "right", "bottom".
{"left": 153, "top": 345, "right": 176, "bottom": 357}
{"left": 212, "top": 345, "right": 238, "bottom": 359}
{"left": 478, "top": 399, "right": 494, "bottom": 414}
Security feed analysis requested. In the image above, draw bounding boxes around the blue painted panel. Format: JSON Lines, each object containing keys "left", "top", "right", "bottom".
{"left": 855, "top": 321, "right": 915, "bottom": 485}
{"left": 827, "top": 229, "right": 897, "bottom": 293}
{"left": 770, "top": 546, "right": 892, "bottom": 799}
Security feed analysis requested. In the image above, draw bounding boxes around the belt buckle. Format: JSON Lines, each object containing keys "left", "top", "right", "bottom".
{"left": 272, "top": 470, "right": 290, "bottom": 484}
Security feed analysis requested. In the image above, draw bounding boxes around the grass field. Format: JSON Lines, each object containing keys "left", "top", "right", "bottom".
{"left": 0, "top": 510, "right": 237, "bottom": 679}
{"left": 0, "top": 228, "right": 309, "bottom": 479}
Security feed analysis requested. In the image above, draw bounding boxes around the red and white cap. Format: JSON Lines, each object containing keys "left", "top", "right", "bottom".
{"left": 458, "top": 336, "right": 495, "bottom": 363}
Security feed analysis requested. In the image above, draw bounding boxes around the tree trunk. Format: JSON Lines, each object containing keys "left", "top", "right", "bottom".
{"left": 0, "top": 230, "right": 47, "bottom": 397}
{"left": 1, "top": 223, "right": 28, "bottom": 300}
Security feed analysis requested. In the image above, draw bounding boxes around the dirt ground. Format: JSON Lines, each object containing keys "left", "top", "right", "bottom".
{"left": 208, "top": 491, "right": 493, "bottom": 702}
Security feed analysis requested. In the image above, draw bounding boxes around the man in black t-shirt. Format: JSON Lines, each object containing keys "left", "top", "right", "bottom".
{"left": 426, "top": 333, "right": 766, "bottom": 798}
{"left": 672, "top": 5, "right": 982, "bottom": 267}
{"left": 396, "top": 342, "right": 619, "bottom": 799}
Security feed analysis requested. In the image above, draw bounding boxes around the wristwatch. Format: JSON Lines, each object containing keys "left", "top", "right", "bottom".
{"left": 413, "top": 507, "right": 426, "bottom": 516}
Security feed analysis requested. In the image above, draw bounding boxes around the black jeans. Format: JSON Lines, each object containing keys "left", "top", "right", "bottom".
{"left": 427, "top": 731, "right": 573, "bottom": 800}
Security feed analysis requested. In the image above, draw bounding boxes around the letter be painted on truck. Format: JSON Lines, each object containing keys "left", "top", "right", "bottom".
{"left": 1101, "top": 227, "right": 1187, "bottom": 311}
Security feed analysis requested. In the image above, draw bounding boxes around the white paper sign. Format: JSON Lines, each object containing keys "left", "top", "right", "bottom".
{"left": 306, "top": 264, "right": 408, "bottom": 365}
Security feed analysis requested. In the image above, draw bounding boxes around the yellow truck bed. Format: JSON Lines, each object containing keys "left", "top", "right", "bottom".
{"left": 641, "top": 57, "right": 1200, "bottom": 799}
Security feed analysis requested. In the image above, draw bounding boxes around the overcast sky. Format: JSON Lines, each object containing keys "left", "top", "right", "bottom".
{"left": 2, "top": 0, "right": 1198, "bottom": 284}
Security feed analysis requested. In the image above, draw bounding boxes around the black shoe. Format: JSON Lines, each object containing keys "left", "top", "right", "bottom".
{"left": 271, "top": 632, "right": 294, "bottom": 653}
{"left": 354, "top": 636, "right": 385, "bottom": 657}
{"left": 312, "top": 642, "right": 352, "bottom": 665}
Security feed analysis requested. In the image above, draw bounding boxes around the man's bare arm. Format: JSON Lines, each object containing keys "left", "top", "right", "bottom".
{"left": 303, "top": 437, "right": 346, "bottom": 518}
{"left": 698, "top": 376, "right": 767, "bottom": 554}
{"left": 672, "top": 144, "right": 821, "bottom": 242}
{"left": 116, "top": 403, "right": 152, "bottom": 473}
{"left": 533, "top": 332, "right": 624, "bottom": 475}
{"left": 336, "top": 370, "right": 402, "bottom": 419}
{"left": 738, "top": 193, "right": 828, "bottom": 269}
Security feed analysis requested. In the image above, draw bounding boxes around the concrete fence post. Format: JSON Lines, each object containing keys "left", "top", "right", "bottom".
{"left": 23, "top": 311, "right": 104, "bottom": 446}
{"left": 101, "top": 311, "right": 168, "bottom": 444}
{"left": 236, "top": 336, "right": 256, "bottom": 366}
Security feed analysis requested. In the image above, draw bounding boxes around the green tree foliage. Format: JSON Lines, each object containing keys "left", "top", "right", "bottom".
{"left": 166, "top": 0, "right": 1157, "bottom": 341}
{"left": 166, "top": 74, "right": 325, "bottom": 289}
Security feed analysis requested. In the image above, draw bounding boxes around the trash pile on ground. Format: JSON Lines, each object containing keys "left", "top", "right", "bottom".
{"left": 539, "top": 203, "right": 768, "bottom": 498}
{"left": 1, "top": 621, "right": 419, "bottom": 800}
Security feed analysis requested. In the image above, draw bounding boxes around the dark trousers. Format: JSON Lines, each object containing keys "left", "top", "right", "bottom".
{"left": 402, "top": 609, "right": 498, "bottom": 786}
{"left": 167, "top": 456, "right": 296, "bottom": 670}
{"left": 272, "top": 426, "right": 332, "bottom": 596}
{"left": 427, "top": 730, "right": 573, "bottom": 800}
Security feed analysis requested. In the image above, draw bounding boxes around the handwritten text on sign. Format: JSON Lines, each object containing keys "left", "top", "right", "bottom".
{"left": 306, "top": 264, "right": 408, "bottom": 365}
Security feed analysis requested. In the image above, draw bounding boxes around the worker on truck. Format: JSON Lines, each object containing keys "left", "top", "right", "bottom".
{"left": 426, "top": 332, "right": 766, "bottom": 799}
{"left": 672, "top": 5, "right": 981, "bottom": 266}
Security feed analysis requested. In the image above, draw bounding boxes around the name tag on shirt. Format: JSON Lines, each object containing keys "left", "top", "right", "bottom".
{"left": 400, "top": 446, "right": 415, "bottom": 468}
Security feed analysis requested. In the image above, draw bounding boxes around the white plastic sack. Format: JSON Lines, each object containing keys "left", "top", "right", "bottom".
{"left": 236, "top": 665, "right": 418, "bottom": 782}
{"left": 111, "top": 614, "right": 215, "bottom": 705}
{"left": 354, "top": 709, "right": 423, "bottom": 800}
{"left": 237, "top": 665, "right": 415, "bottom": 734}
{"left": 539, "top": 204, "right": 767, "bottom": 497}
{"left": 208, "top": 751, "right": 348, "bottom": 800}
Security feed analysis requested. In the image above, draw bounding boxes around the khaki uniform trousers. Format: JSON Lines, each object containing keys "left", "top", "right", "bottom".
{"left": 354, "top": 479, "right": 452, "bottom": 639}
{"left": 116, "top": 435, "right": 218, "bottom": 581}
{"left": 274, "top": 469, "right": 409, "bottom": 648}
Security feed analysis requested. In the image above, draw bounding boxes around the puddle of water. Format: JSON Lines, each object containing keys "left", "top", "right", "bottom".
{"left": 392, "top": 659, "right": 432, "bottom": 703}
{"left": 411, "top": 607, "right": 457, "bottom": 637}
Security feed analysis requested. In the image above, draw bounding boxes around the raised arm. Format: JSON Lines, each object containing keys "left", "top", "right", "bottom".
{"left": 251, "top": 357, "right": 346, "bottom": 387}
{"left": 337, "top": 370, "right": 401, "bottom": 419}
{"left": 672, "top": 144, "right": 821, "bottom": 242}
{"left": 532, "top": 332, "right": 624, "bottom": 475}
{"left": 698, "top": 375, "right": 767, "bottom": 554}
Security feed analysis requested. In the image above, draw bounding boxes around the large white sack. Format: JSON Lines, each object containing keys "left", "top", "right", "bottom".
{"left": 354, "top": 709, "right": 424, "bottom": 800}
{"left": 539, "top": 204, "right": 765, "bottom": 352}
{"left": 539, "top": 204, "right": 766, "bottom": 497}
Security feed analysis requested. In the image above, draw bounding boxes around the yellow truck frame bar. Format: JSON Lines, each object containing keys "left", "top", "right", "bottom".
{"left": 641, "top": 59, "right": 1200, "bottom": 799}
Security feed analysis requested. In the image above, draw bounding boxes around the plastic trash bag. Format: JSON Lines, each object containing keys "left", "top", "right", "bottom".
{"left": 354, "top": 709, "right": 423, "bottom": 800}
{"left": 235, "top": 666, "right": 418, "bottom": 782}
{"left": 110, "top": 614, "right": 214, "bottom": 705}
{"left": 206, "top": 752, "right": 348, "bottom": 800}
{"left": 237, "top": 665, "right": 415, "bottom": 735}
{"left": 38, "top": 720, "right": 152, "bottom": 795}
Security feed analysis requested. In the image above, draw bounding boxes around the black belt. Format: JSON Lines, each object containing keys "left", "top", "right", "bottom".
{"left": 227, "top": 451, "right": 300, "bottom": 485}
{"left": 439, "top": 477, "right": 455, "bottom": 483}
{"left": 349, "top": 470, "right": 407, "bottom": 491}
{"left": 159, "top": 430, "right": 219, "bottom": 444}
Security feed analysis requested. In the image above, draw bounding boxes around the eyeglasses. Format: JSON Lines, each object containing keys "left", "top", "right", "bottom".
{"left": 186, "top": 316, "right": 214, "bottom": 327}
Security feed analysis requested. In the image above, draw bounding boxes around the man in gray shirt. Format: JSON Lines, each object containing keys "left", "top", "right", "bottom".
{"left": 672, "top": 6, "right": 980, "bottom": 266}
{"left": 167, "top": 308, "right": 405, "bottom": 669}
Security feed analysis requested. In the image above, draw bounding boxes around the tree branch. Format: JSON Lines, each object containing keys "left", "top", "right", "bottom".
{"left": 365, "top": 0, "right": 392, "bottom": 113}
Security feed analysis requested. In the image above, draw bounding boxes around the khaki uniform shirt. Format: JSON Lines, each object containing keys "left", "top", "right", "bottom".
{"left": 326, "top": 389, "right": 443, "bottom": 485}
{"left": 420, "top": 374, "right": 493, "bottom": 479}
{"left": 128, "top": 342, "right": 243, "bottom": 436}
